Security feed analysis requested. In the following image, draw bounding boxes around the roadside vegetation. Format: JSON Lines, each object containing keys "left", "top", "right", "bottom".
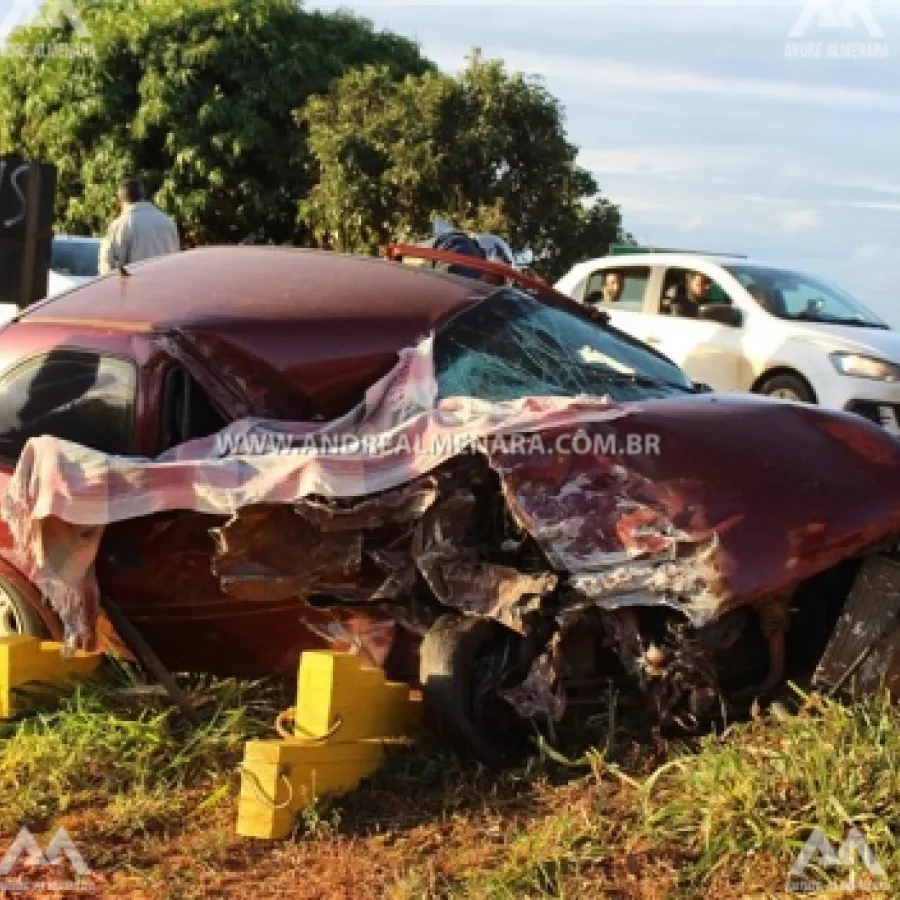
{"left": 0, "top": 0, "right": 629, "bottom": 281}
{"left": 0, "top": 665, "right": 895, "bottom": 898}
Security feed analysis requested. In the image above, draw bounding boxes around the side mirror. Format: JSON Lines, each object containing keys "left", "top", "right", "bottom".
{"left": 693, "top": 381, "right": 714, "bottom": 394}
{"left": 699, "top": 304, "right": 742, "bottom": 327}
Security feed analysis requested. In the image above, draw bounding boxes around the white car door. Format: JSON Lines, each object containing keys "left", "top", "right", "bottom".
{"left": 642, "top": 265, "right": 744, "bottom": 391}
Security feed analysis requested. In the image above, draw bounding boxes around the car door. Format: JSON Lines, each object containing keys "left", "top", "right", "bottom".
{"left": 95, "top": 345, "right": 387, "bottom": 677}
{"left": 642, "top": 265, "right": 744, "bottom": 390}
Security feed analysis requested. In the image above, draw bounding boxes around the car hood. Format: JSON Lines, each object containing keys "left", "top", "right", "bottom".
{"left": 781, "top": 319, "right": 900, "bottom": 361}
{"left": 489, "top": 394, "right": 900, "bottom": 626}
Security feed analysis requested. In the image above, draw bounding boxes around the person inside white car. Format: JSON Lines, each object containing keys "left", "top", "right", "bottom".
{"left": 662, "top": 270, "right": 711, "bottom": 317}
{"left": 586, "top": 271, "right": 624, "bottom": 305}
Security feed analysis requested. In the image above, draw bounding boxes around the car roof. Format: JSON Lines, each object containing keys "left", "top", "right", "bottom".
{"left": 17, "top": 245, "right": 493, "bottom": 330}
{"left": 566, "top": 252, "right": 764, "bottom": 274}
{"left": 52, "top": 234, "right": 100, "bottom": 244}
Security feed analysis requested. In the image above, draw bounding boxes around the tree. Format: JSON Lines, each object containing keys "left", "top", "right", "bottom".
{"left": 300, "top": 50, "right": 631, "bottom": 280}
{"left": 0, "top": 0, "right": 431, "bottom": 243}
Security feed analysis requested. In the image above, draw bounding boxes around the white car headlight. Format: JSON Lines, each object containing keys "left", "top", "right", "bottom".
{"left": 830, "top": 352, "right": 900, "bottom": 382}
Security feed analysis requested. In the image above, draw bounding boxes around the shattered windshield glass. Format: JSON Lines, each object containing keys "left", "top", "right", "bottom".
{"left": 435, "top": 289, "right": 695, "bottom": 402}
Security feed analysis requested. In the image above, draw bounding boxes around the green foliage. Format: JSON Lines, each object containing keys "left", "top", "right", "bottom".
{"left": 1, "top": 5, "right": 627, "bottom": 276}
{"left": 301, "top": 49, "right": 631, "bottom": 280}
{"left": 0, "top": 0, "right": 431, "bottom": 243}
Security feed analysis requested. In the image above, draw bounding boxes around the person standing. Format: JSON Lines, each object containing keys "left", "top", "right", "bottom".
{"left": 99, "top": 177, "right": 180, "bottom": 274}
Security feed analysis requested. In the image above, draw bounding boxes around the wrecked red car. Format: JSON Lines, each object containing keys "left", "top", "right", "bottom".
{"left": 0, "top": 246, "right": 898, "bottom": 766}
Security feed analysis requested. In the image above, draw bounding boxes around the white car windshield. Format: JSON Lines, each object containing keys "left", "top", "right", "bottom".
{"left": 725, "top": 263, "right": 887, "bottom": 328}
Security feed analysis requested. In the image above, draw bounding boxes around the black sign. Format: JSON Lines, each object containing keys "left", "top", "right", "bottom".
{"left": 0, "top": 154, "right": 57, "bottom": 308}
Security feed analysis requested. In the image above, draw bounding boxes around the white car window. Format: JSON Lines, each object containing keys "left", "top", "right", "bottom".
{"left": 582, "top": 266, "right": 650, "bottom": 311}
{"left": 50, "top": 239, "right": 100, "bottom": 277}
{"left": 657, "top": 266, "right": 734, "bottom": 318}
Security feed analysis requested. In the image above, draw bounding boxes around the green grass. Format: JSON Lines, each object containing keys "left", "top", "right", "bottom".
{"left": 0, "top": 663, "right": 286, "bottom": 837}
{"left": 0, "top": 669, "right": 895, "bottom": 898}
{"left": 628, "top": 686, "right": 900, "bottom": 894}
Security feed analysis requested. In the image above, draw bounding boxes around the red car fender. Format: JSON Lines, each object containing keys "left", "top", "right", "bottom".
{"left": 0, "top": 556, "right": 132, "bottom": 659}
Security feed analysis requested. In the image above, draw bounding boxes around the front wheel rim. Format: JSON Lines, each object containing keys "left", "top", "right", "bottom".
{"left": 0, "top": 586, "right": 24, "bottom": 637}
{"left": 768, "top": 388, "right": 804, "bottom": 400}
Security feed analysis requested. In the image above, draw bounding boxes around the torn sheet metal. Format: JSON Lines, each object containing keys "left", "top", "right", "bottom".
{"left": 411, "top": 486, "right": 557, "bottom": 632}
{"left": 211, "top": 505, "right": 363, "bottom": 602}
{"left": 488, "top": 438, "right": 732, "bottom": 627}
{"left": 293, "top": 479, "right": 439, "bottom": 532}
{"left": 813, "top": 554, "right": 900, "bottom": 697}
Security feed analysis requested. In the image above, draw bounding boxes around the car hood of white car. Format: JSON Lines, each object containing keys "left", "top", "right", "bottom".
{"left": 784, "top": 319, "right": 900, "bottom": 363}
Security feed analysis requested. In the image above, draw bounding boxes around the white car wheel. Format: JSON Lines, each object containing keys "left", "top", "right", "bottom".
{"left": 758, "top": 374, "right": 816, "bottom": 404}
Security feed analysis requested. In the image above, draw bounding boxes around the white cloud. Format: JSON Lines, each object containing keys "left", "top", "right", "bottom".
{"left": 830, "top": 200, "right": 900, "bottom": 213}
{"left": 601, "top": 192, "right": 674, "bottom": 214}
{"left": 427, "top": 46, "right": 900, "bottom": 110}
{"left": 579, "top": 146, "right": 757, "bottom": 177}
{"left": 781, "top": 169, "right": 900, "bottom": 198}
{"left": 680, "top": 215, "right": 706, "bottom": 233}
{"left": 778, "top": 208, "right": 820, "bottom": 231}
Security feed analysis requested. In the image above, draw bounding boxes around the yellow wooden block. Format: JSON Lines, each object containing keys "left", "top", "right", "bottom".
{"left": 294, "top": 650, "right": 422, "bottom": 742}
{"left": 236, "top": 738, "right": 387, "bottom": 839}
{"left": 0, "top": 636, "right": 104, "bottom": 718}
{"left": 236, "top": 650, "right": 425, "bottom": 839}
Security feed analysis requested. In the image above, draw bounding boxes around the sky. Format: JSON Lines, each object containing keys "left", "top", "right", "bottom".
{"left": 309, "top": 0, "right": 900, "bottom": 325}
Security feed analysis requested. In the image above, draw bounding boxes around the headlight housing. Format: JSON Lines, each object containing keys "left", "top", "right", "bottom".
{"left": 830, "top": 352, "right": 900, "bottom": 382}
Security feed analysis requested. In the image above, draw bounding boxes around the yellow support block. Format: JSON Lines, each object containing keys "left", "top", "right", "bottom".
{"left": 294, "top": 650, "right": 422, "bottom": 741}
{"left": 236, "top": 738, "right": 387, "bottom": 839}
{"left": 236, "top": 650, "right": 422, "bottom": 839}
{"left": 0, "top": 636, "right": 104, "bottom": 718}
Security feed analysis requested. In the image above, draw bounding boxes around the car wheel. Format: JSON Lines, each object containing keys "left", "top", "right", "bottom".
{"left": 757, "top": 373, "right": 816, "bottom": 403}
{"left": 419, "top": 614, "right": 533, "bottom": 768}
{"left": 0, "top": 576, "right": 49, "bottom": 639}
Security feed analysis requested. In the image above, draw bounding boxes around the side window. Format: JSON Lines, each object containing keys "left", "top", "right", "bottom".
{"left": 659, "top": 267, "right": 733, "bottom": 318}
{"left": 0, "top": 349, "right": 136, "bottom": 460}
{"left": 583, "top": 267, "right": 650, "bottom": 311}
{"left": 160, "top": 366, "right": 228, "bottom": 451}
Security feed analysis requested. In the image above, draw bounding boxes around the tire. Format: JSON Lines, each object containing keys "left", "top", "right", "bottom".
{"left": 0, "top": 576, "right": 49, "bottom": 639}
{"left": 756, "top": 373, "right": 815, "bottom": 403}
{"left": 419, "top": 614, "right": 531, "bottom": 768}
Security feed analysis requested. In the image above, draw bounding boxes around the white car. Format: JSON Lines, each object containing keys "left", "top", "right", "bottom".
{"left": 0, "top": 236, "right": 100, "bottom": 325}
{"left": 555, "top": 251, "right": 900, "bottom": 437}
{"left": 46, "top": 234, "right": 101, "bottom": 298}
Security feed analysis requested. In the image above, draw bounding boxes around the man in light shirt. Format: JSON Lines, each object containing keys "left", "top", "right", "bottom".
{"left": 99, "top": 177, "right": 180, "bottom": 274}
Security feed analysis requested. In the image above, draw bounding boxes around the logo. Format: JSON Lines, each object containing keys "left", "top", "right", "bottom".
{"left": 787, "top": 825, "right": 891, "bottom": 893}
{"left": 0, "top": 0, "right": 94, "bottom": 57}
{"left": 789, "top": 0, "right": 885, "bottom": 38}
{"left": 0, "top": 827, "right": 96, "bottom": 893}
{"left": 784, "top": 0, "right": 890, "bottom": 59}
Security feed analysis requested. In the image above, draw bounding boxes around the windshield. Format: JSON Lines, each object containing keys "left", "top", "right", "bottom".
{"left": 51, "top": 239, "right": 100, "bottom": 277}
{"left": 434, "top": 289, "right": 695, "bottom": 403}
{"left": 725, "top": 263, "right": 886, "bottom": 328}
